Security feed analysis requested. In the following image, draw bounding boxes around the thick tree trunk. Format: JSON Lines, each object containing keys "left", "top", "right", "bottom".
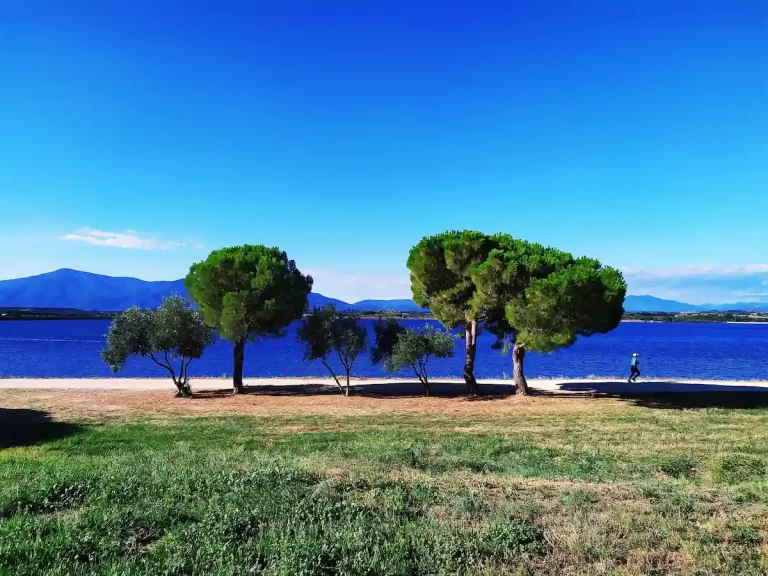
{"left": 345, "top": 372, "right": 351, "bottom": 397}
{"left": 513, "top": 342, "right": 528, "bottom": 396}
{"left": 463, "top": 320, "right": 481, "bottom": 395}
{"left": 232, "top": 338, "right": 246, "bottom": 394}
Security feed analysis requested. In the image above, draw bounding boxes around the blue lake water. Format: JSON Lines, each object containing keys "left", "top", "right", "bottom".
{"left": 0, "top": 320, "right": 767, "bottom": 380}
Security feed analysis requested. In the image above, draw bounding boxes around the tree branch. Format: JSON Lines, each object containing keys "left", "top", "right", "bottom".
{"left": 183, "top": 357, "right": 193, "bottom": 383}
{"left": 149, "top": 351, "right": 176, "bottom": 379}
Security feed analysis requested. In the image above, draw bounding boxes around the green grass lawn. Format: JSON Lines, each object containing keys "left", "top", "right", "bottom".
{"left": 2, "top": 403, "right": 768, "bottom": 575}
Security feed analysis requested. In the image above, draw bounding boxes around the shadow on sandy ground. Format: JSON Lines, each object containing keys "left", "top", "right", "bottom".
{"left": 0, "top": 408, "right": 83, "bottom": 449}
{"left": 190, "top": 380, "right": 768, "bottom": 410}
{"left": 549, "top": 381, "right": 768, "bottom": 409}
{"left": 192, "top": 381, "right": 518, "bottom": 400}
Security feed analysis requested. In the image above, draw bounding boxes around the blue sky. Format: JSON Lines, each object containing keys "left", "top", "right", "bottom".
{"left": 1, "top": 0, "right": 766, "bottom": 303}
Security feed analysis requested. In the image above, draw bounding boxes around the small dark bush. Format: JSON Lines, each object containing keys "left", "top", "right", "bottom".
{"left": 485, "top": 518, "right": 548, "bottom": 557}
{"left": 652, "top": 456, "right": 699, "bottom": 479}
{"left": 714, "top": 454, "right": 766, "bottom": 484}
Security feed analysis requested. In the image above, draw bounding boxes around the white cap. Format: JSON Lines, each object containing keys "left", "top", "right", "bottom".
{"left": 633, "top": 353, "right": 639, "bottom": 356}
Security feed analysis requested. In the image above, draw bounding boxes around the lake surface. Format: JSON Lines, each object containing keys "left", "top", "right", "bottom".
{"left": 1, "top": 320, "right": 767, "bottom": 380}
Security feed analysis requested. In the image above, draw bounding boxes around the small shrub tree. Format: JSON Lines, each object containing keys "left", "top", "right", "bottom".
{"left": 331, "top": 312, "right": 367, "bottom": 396}
{"left": 385, "top": 325, "right": 455, "bottom": 395}
{"left": 370, "top": 314, "right": 405, "bottom": 365}
{"left": 297, "top": 306, "right": 342, "bottom": 393}
{"left": 101, "top": 295, "right": 214, "bottom": 397}
{"left": 297, "top": 306, "right": 367, "bottom": 396}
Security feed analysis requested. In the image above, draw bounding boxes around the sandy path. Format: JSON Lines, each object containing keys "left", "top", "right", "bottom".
{"left": 1, "top": 377, "right": 768, "bottom": 394}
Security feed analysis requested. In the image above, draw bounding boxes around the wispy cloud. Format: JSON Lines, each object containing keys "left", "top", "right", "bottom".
{"left": 622, "top": 264, "right": 768, "bottom": 279}
{"left": 305, "top": 268, "right": 412, "bottom": 303}
{"left": 60, "top": 228, "right": 185, "bottom": 251}
{"left": 623, "top": 264, "right": 768, "bottom": 304}
{"left": 307, "top": 264, "right": 768, "bottom": 306}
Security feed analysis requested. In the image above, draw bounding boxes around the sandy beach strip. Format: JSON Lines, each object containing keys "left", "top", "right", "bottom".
{"left": 1, "top": 377, "right": 768, "bottom": 394}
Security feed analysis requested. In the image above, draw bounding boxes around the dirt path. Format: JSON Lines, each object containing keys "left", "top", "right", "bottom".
{"left": 2, "top": 377, "right": 767, "bottom": 420}
{"left": 1, "top": 376, "right": 767, "bottom": 393}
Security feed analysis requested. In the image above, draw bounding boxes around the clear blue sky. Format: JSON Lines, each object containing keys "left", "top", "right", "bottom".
{"left": 1, "top": 0, "right": 767, "bottom": 303}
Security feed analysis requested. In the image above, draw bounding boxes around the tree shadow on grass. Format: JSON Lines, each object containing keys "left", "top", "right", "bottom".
{"left": 191, "top": 381, "right": 517, "bottom": 400}
{"left": 0, "top": 408, "right": 84, "bottom": 449}
{"left": 545, "top": 381, "right": 768, "bottom": 410}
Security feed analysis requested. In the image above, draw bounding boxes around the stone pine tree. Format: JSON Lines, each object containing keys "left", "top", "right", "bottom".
{"left": 473, "top": 235, "right": 626, "bottom": 395}
{"left": 101, "top": 295, "right": 214, "bottom": 397}
{"left": 185, "top": 245, "right": 312, "bottom": 394}
{"left": 407, "top": 230, "right": 497, "bottom": 394}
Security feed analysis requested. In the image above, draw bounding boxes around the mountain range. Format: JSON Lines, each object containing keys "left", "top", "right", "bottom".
{"left": 0, "top": 269, "right": 430, "bottom": 313}
{"left": 1, "top": 269, "right": 767, "bottom": 313}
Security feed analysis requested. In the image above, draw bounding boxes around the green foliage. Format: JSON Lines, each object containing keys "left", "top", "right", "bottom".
{"left": 714, "top": 454, "right": 766, "bottom": 484}
{"left": 296, "top": 306, "right": 336, "bottom": 364}
{"left": 650, "top": 456, "right": 699, "bottom": 479}
{"left": 370, "top": 314, "right": 405, "bottom": 365}
{"left": 185, "top": 245, "right": 312, "bottom": 391}
{"left": 100, "top": 295, "right": 214, "bottom": 396}
{"left": 185, "top": 245, "right": 312, "bottom": 342}
{"left": 330, "top": 312, "right": 367, "bottom": 394}
{"left": 505, "top": 257, "right": 626, "bottom": 353}
{"left": 296, "top": 306, "right": 367, "bottom": 395}
{"left": 408, "top": 231, "right": 626, "bottom": 390}
{"left": 484, "top": 518, "right": 548, "bottom": 557}
{"left": 385, "top": 325, "right": 455, "bottom": 394}
{"left": 407, "top": 230, "right": 499, "bottom": 390}
{"left": 407, "top": 230, "right": 496, "bottom": 327}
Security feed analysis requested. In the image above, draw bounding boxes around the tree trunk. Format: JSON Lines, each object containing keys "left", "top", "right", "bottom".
{"left": 173, "top": 380, "right": 192, "bottom": 398}
{"left": 232, "top": 338, "right": 246, "bottom": 394}
{"left": 513, "top": 342, "right": 528, "bottom": 396}
{"left": 463, "top": 320, "right": 481, "bottom": 395}
{"left": 345, "top": 372, "right": 350, "bottom": 397}
{"left": 411, "top": 365, "right": 427, "bottom": 396}
{"left": 322, "top": 360, "right": 344, "bottom": 394}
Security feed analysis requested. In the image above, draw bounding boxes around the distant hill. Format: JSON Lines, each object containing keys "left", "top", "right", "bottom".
{"left": 623, "top": 295, "right": 697, "bottom": 313}
{"left": 703, "top": 302, "right": 768, "bottom": 312}
{"left": 624, "top": 295, "right": 768, "bottom": 313}
{"left": 307, "top": 293, "right": 356, "bottom": 311}
{"left": 0, "top": 269, "right": 409, "bottom": 312}
{"left": 352, "top": 299, "right": 425, "bottom": 312}
{"left": 2, "top": 270, "right": 765, "bottom": 314}
{"left": 0, "top": 269, "right": 186, "bottom": 310}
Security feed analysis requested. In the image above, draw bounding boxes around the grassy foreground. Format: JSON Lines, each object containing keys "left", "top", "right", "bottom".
{"left": 2, "top": 399, "right": 768, "bottom": 575}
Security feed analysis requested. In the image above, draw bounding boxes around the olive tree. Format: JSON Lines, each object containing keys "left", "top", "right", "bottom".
{"left": 101, "top": 295, "right": 214, "bottom": 397}
{"left": 385, "top": 325, "right": 455, "bottom": 396}
{"left": 370, "top": 314, "right": 405, "bottom": 365}
{"left": 407, "top": 230, "right": 497, "bottom": 393}
{"left": 185, "top": 245, "right": 312, "bottom": 394}
{"left": 330, "top": 312, "right": 367, "bottom": 396}
{"left": 297, "top": 306, "right": 367, "bottom": 396}
{"left": 297, "top": 305, "right": 342, "bottom": 393}
{"left": 473, "top": 236, "right": 626, "bottom": 395}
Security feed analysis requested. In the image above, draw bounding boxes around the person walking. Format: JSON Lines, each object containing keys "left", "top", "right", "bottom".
{"left": 628, "top": 353, "right": 640, "bottom": 382}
